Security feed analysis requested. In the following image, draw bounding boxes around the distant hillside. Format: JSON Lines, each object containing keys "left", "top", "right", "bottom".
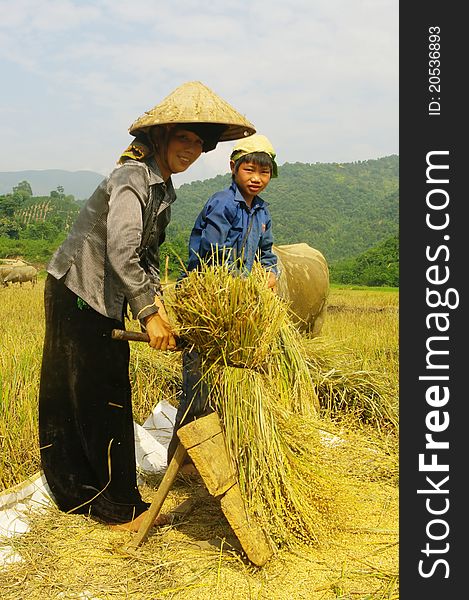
{"left": 170, "top": 155, "right": 399, "bottom": 263}
{"left": 0, "top": 156, "right": 399, "bottom": 275}
{"left": 0, "top": 170, "right": 104, "bottom": 200}
{"left": 330, "top": 234, "right": 399, "bottom": 286}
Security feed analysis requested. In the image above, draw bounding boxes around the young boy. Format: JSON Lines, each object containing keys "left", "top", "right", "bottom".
{"left": 186, "top": 133, "right": 278, "bottom": 288}
{"left": 167, "top": 134, "right": 279, "bottom": 467}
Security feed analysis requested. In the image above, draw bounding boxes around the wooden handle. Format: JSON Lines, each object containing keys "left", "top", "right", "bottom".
{"left": 112, "top": 329, "right": 186, "bottom": 351}
{"left": 128, "top": 442, "right": 187, "bottom": 548}
{"left": 111, "top": 329, "right": 150, "bottom": 343}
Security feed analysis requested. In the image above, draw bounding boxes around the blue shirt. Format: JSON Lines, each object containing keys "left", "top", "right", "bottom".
{"left": 186, "top": 181, "right": 278, "bottom": 275}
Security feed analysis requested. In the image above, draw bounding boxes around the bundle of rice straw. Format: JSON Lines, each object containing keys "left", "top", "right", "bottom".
{"left": 302, "top": 337, "right": 399, "bottom": 430}
{"left": 169, "top": 263, "right": 340, "bottom": 548}
{"left": 172, "top": 262, "right": 288, "bottom": 369}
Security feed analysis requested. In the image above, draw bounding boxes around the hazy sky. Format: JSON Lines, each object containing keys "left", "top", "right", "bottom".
{"left": 0, "top": 0, "right": 398, "bottom": 187}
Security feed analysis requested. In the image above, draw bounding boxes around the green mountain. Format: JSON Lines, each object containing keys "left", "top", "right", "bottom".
{"left": 330, "top": 234, "right": 399, "bottom": 287}
{"left": 170, "top": 155, "right": 398, "bottom": 263}
{"left": 0, "top": 156, "right": 399, "bottom": 284}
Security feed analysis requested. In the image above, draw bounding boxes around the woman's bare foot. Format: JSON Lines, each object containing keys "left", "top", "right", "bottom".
{"left": 109, "top": 510, "right": 171, "bottom": 532}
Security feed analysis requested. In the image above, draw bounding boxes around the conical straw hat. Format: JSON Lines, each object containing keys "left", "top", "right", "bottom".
{"left": 129, "top": 81, "right": 256, "bottom": 141}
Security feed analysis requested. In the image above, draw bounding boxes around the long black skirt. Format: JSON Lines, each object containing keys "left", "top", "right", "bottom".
{"left": 38, "top": 274, "right": 149, "bottom": 524}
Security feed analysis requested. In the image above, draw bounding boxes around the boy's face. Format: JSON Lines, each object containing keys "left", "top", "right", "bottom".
{"left": 230, "top": 160, "right": 271, "bottom": 204}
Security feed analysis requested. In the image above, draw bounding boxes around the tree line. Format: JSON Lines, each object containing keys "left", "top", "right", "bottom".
{"left": 0, "top": 155, "right": 399, "bottom": 286}
{"left": 0, "top": 181, "right": 81, "bottom": 263}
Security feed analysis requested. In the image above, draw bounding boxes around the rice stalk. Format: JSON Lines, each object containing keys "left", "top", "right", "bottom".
{"left": 172, "top": 263, "right": 288, "bottom": 370}
{"left": 128, "top": 342, "right": 182, "bottom": 421}
{"left": 205, "top": 365, "right": 340, "bottom": 548}
{"left": 268, "top": 319, "right": 320, "bottom": 416}
{"left": 302, "top": 337, "right": 398, "bottom": 430}
{"left": 169, "top": 264, "right": 344, "bottom": 548}
{"left": 0, "top": 277, "right": 398, "bottom": 598}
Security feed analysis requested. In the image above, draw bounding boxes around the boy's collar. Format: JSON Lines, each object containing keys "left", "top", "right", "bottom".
{"left": 230, "top": 181, "right": 266, "bottom": 208}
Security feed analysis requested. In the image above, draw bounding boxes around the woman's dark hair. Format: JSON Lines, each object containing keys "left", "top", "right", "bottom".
{"left": 174, "top": 123, "right": 227, "bottom": 152}
{"left": 232, "top": 152, "right": 274, "bottom": 178}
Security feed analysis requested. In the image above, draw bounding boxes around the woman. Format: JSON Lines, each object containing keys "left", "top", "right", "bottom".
{"left": 38, "top": 81, "right": 255, "bottom": 531}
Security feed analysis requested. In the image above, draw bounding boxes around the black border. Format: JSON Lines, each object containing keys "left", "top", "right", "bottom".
{"left": 400, "top": 3, "right": 465, "bottom": 596}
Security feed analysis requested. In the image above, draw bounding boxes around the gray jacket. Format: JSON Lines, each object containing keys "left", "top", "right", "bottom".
{"left": 47, "top": 157, "right": 176, "bottom": 322}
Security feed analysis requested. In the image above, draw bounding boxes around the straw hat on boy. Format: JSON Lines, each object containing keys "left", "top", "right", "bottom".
{"left": 230, "top": 134, "right": 278, "bottom": 177}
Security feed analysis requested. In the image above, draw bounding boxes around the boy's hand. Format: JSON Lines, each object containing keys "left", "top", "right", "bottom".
{"left": 266, "top": 270, "right": 277, "bottom": 293}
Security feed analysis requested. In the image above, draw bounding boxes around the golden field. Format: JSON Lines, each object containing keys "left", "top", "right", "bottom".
{"left": 0, "top": 278, "right": 399, "bottom": 600}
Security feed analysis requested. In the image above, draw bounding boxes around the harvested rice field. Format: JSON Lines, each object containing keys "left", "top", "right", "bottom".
{"left": 0, "top": 277, "right": 399, "bottom": 599}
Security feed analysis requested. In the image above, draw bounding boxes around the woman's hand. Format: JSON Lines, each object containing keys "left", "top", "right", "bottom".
{"left": 144, "top": 297, "right": 177, "bottom": 351}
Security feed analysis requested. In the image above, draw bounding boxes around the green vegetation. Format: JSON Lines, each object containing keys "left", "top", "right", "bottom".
{"left": 171, "top": 155, "right": 398, "bottom": 263}
{"left": 169, "top": 155, "right": 399, "bottom": 284}
{"left": 0, "top": 155, "right": 399, "bottom": 285}
{"left": 330, "top": 234, "right": 399, "bottom": 287}
{"left": 0, "top": 181, "right": 80, "bottom": 262}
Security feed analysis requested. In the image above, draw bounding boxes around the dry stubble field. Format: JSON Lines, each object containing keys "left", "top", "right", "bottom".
{"left": 0, "top": 278, "right": 399, "bottom": 600}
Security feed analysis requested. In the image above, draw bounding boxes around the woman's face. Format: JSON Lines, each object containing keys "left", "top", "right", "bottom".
{"left": 165, "top": 129, "right": 204, "bottom": 174}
